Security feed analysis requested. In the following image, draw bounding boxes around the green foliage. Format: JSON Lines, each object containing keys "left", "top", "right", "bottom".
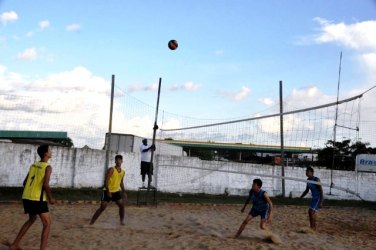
{"left": 317, "top": 139, "right": 376, "bottom": 171}
{"left": 53, "top": 137, "right": 74, "bottom": 147}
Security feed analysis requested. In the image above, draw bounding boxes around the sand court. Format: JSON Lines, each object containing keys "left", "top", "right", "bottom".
{"left": 1, "top": 202, "right": 375, "bottom": 249}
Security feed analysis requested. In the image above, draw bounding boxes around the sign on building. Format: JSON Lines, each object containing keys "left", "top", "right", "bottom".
{"left": 355, "top": 154, "right": 376, "bottom": 173}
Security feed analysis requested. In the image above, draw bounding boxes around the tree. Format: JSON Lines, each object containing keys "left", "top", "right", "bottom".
{"left": 53, "top": 137, "right": 74, "bottom": 147}
{"left": 351, "top": 141, "right": 370, "bottom": 156}
{"left": 317, "top": 139, "right": 376, "bottom": 171}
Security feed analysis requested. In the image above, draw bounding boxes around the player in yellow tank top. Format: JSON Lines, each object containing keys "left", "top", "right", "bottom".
{"left": 106, "top": 164, "right": 125, "bottom": 192}
{"left": 9, "top": 145, "right": 56, "bottom": 250}
{"left": 90, "top": 155, "right": 127, "bottom": 225}
{"left": 22, "top": 161, "right": 49, "bottom": 201}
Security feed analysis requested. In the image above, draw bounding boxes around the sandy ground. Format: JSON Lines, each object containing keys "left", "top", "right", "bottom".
{"left": 0, "top": 202, "right": 375, "bottom": 250}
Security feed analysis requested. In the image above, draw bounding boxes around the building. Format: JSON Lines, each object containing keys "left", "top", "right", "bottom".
{"left": 104, "top": 133, "right": 184, "bottom": 156}
{"left": 160, "top": 139, "right": 312, "bottom": 164}
{"left": 0, "top": 130, "right": 72, "bottom": 147}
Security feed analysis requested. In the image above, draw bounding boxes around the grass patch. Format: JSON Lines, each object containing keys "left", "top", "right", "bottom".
{"left": 1, "top": 187, "right": 374, "bottom": 208}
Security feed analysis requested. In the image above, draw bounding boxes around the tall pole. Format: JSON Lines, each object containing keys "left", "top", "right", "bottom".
{"left": 330, "top": 52, "right": 342, "bottom": 195}
{"left": 279, "top": 80, "right": 286, "bottom": 197}
{"left": 149, "top": 77, "right": 162, "bottom": 186}
{"left": 105, "top": 75, "right": 115, "bottom": 177}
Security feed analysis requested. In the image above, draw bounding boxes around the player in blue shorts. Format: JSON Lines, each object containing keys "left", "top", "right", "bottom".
{"left": 300, "top": 166, "right": 324, "bottom": 231}
{"left": 234, "top": 178, "right": 273, "bottom": 238}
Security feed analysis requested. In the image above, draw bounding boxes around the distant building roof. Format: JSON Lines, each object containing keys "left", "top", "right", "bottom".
{"left": 0, "top": 130, "right": 67, "bottom": 139}
{"left": 0, "top": 130, "right": 69, "bottom": 146}
{"left": 160, "top": 139, "right": 311, "bottom": 153}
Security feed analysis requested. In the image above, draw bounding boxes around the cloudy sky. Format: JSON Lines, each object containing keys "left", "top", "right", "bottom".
{"left": 1, "top": 0, "right": 376, "bottom": 148}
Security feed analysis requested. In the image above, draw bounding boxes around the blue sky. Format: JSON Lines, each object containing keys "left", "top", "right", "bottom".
{"left": 1, "top": 0, "right": 376, "bottom": 147}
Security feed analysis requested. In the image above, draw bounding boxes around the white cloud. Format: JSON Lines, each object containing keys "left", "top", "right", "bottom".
{"left": 129, "top": 81, "right": 200, "bottom": 93}
{"left": 359, "top": 53, "right": 376, "bottom": 82}
{"left": 259, "top": 116, "right": 302, "bottom": 134}
{"left": 258, "top": 97, "right": 275, "bottom": 106}
{"left": 361, "top": 52, "right": 376, "bottom": 69}
{"left": 160, "top": 118, "right": 181, "bottom": 130}
{"left": 111, "top": 115, "right": 155, "bottom": 139}
{"left": 0, "top": 66, "right": 127, "bottom": 148}
{"left": 313, "top": 18, "right": 376, "bottom": 50}
{"left": 255, "top": 87, "right": 337, "bottom": 147}
{"left": 66, "top": 23, "right": 81, "bottom": 32}
{"left": 267, "top": 84, "right": 374, "bottom": 146}
{"left": 234, "top": 86, "right": 250, "bottom": 101}
{"left": 30, "top": 67, "right": 112, "bottom": 95}
{"left": 218, "top": 86, "right": 251, "bottom": 101}
{"left": 0, "top": 11, "right": 18, "bottom": 24}
{"left": 17, "top": 48, "right": 37, "bottom": 61}
{"left": 39, "top": 20, "right": 50, "bottom": 30}
{"left": 183, "top": 82, "right": 201, "bottom": 91}
{"left": 128, "top": 83, "right": 158, "bottom": 92}
{"left": 0, "top": 65, "right": 163, "bottom": 148}
{"left": 215, "top": 49, "right": 224, "bottom": 56}
{"left": 0, "top": 65, "right": 6, "bottom": 74}
{"left": 0, "top": 66, "right": 33, "bottom": 93}
{"left": 25, "top": 31, "right": 33, "bottom": 37}
{"left": 300, "top": 18, "right": 376, "bottom": 84}
{"left": 285, "top": 85, "right": 332, "bottom": 110}
{"left": 169, "top": 81, "right": 201, "bottom": 91}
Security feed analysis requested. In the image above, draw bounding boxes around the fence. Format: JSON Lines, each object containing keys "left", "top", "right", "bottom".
{"left": 1, "top": 142, "right": 375, "bottom": 201}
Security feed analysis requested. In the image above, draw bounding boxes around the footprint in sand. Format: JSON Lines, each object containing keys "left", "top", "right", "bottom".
{"left": 209, "top": 229, "right": 224, "bottom": 238}
{"left": 81, "top": 222, "right": 121, "bottom": 230}
{"left": 297, "top": 227, "right": 316, "bottom": 234}
{"left": 168, "top": 232, "right": 181, "bottom": 239}
{"left": 261, "top": 230, "right": 283, "bottom": 245}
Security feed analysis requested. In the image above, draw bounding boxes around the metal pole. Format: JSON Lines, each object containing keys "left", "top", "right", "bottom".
{"left": 151, "top": 77, "right": 162, "bottom": 155}
{"left": 105, "top": 75, "right": 115, "bottom": 177}
{"left": 330, "top": 52, "right": 342, "bottom": 195}
{"left": 149, "top": 77, "right": 162, "bottom": 186}
{"left": 279, "top": 80, "right": 286, "bottom": 197}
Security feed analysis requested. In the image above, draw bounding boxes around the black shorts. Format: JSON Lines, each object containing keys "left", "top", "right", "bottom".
{"left": 101, "top": 191, "right": 122, "bottom": 202}
{"left": 23, "top": 199, "right": 49, "bottom": 215}
{"left": 140, "top": 161, "right": 153, "bottom": 175}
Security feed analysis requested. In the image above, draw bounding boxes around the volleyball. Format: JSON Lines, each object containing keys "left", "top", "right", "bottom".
{"left": 168, "top": 40, "right": 178, "bottom": 50}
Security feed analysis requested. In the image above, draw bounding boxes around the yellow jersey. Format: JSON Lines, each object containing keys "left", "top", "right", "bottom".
{"left": 105, "top": 166, "right": 125, "bottom": 193}
{"left": 22, "top": 161, "right": 49, "bottom": 201}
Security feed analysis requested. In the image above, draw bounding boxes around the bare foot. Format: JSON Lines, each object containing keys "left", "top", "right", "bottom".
{"left": 1, "top": 240, "right": 22, "bottom": 250}
{"left": 9, "top": 245, "right": 23, "bottom": 250}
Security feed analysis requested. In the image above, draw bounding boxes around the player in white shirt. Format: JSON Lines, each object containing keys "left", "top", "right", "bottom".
{"left": 139, "top": 139, "right": 155, "bottom": 187}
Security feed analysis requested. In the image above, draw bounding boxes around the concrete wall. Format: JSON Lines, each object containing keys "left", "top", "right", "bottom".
{"left": 1, "top": 142, "right": 375, "bottom": 201}
{"left": 155, "top": 155, "right": 376, "bottom": 201}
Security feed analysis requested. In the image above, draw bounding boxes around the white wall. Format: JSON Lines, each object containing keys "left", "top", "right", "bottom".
{"left": 155, "top": 155, "right": 376, "bottom": 201}
{"left": 0, "top": 142, "right": 375, "bottom": 201}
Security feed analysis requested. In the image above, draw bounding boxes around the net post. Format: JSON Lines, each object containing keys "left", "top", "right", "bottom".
{"left": 105, "top": 74, "right": 115, "bottom": 179}
{"left": 279, "top": 80, "right": 286, "bottom": 197}
{"left": 147, "top": 77, "right": 162, "bottom": 204}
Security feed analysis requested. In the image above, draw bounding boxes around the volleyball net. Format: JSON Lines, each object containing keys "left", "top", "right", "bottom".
{"left": 153, "top": 93, "right": 368, "bottom": 200}
{"left": 0, "top": 83, "right": 375, "bottom": 200}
